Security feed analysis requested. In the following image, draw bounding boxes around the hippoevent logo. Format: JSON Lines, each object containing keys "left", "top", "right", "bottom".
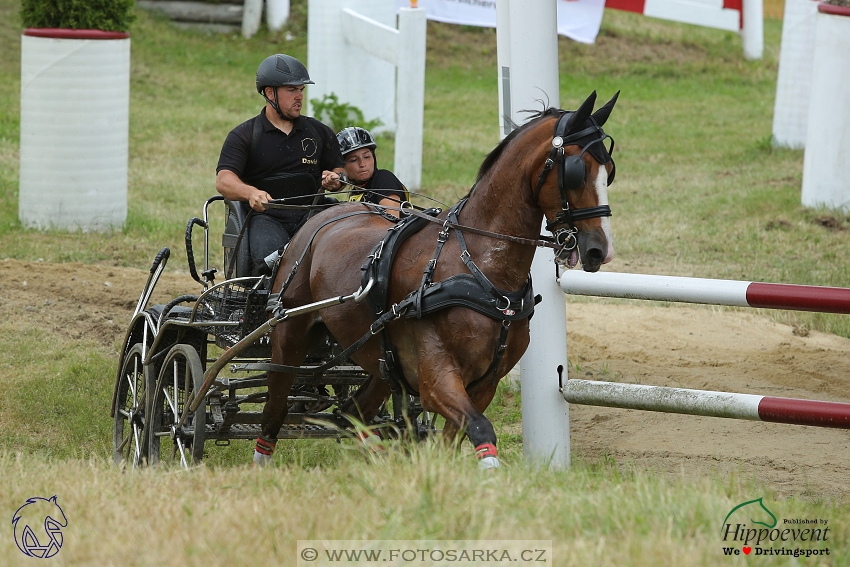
{"left": 720, "top": 497, "right": 831, "bottom": 558}
{"left": 12, "top": 496, "right": 68, "bottom": 559}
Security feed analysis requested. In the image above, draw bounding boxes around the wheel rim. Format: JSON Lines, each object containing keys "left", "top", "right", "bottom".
{"left": 113, "top": 345, "right": 147, "bottom": 470}
{"left": 149, "top": 345, "right": 206, "bottom": 468}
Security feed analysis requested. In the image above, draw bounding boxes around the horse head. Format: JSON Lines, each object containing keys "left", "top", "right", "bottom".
{"left": 533, "top": 90, "right": 619, "bottom": 272}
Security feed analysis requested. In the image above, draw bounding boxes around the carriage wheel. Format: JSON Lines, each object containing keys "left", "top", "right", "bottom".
{"left": 113, "top": 344, "right": 148, "bottom": 470}
{"left": 148, "top": 344, "right": 207, "bottom": 468}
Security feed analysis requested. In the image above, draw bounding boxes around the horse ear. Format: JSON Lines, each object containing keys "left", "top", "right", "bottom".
{"left": 564, "top": 91, "right": 597, "bottom": 133}
{"left": 592, "top": 90, "right": 620, "bottom": 127}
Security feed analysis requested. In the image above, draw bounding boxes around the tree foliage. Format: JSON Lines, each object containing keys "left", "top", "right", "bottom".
{"left": 21, "top": 0, "right": 136, "bottom": 32}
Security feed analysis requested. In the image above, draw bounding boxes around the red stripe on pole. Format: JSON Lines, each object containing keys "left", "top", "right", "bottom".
{"left": 746, "top": 282, "right": 850, "bottom": 314}
{"left": 24, "top": 28, "right": 130, "bottom": 40}
{"left": 605, "top": 0, "right": 647, "bottom": 14}
{"left": 818, "top": 3, "right": 850, "bottom": 16}
{"left": 759, "top": 397, "right": 850, "bottom": 429}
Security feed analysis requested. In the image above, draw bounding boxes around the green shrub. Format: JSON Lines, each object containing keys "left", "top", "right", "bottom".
{"left": 310, "top": 92, "right": 384, "bottom": 133}
{"left": 21, "top": 0, "right": 136, "bottom": 32}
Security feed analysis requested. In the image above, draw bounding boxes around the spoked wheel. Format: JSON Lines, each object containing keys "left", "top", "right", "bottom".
{"left": 113, "top": 344, "right": 149, "bottom": 470}
{"left": 148, "top": 344, "right": 206, "bottom": 468}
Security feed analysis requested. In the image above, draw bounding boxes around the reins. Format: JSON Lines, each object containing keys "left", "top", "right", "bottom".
{"left": 393, "top": 205, "right": 563, "bottom": 251}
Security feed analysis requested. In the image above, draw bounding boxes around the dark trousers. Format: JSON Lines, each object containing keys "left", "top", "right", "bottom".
{"left": 248, "top": 213, "right": 302, "bottom": 269}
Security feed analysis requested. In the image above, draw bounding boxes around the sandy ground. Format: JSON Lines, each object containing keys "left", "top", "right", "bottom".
{"left": 2, "top": 258, "right": 849, "bottom": 501}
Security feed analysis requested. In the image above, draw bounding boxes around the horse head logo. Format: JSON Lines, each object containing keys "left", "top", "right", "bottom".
{"left": 721, "top": 497, "right": 777, "bottom": 535}
{"left": 12, "top": 496, "right": 68, "bottom": 558}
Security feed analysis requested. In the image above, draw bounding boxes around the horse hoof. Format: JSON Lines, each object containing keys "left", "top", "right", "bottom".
{"left": 477, "top": 456, "right": 501, "bottom": 470}
{"left": 356, "top": 430, "right": 386, "bottom": 453}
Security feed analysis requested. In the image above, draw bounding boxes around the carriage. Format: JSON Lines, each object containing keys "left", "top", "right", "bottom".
{"left": 110, "top": 91, "right": 619, "bottom": 470}
{"left": 110, "top": 195, "right": 436, "bottom": 469}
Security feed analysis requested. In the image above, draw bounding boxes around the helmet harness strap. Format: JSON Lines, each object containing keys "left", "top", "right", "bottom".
{"left": 262, "top": 87, "right": 292, "bottom": 122}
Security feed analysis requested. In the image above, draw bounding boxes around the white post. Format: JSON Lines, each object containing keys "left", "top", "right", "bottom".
{"left": 801, "top": 7, "right": 850, "bottom": 212}
{"left": 495, "top": 0, "right": 512, "bottom": 140}
{"left": 741, "top": 0, "right": 764, "bottom": 60}
{"left": 267, "top": 0, "right": 290, "bottom": 32}
{"left": 242, "top": 0, "right": 263, "bottom": 38}
{"left": 771, "top": 0, "right": 820, "bottom": 148}
{"left": 395, "top": 7, "right": 427, "bottom": 190}
{"left": 497, "top": 0, "right": 570, "bottom": 469}
{"left": 307, "top": 0, "right": 396, "bottom": 132}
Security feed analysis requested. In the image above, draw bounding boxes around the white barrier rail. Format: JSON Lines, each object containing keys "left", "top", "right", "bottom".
{"left": 559, "top": 270, "right": 850, "bottom": 315}
{"left": 562, "top": 379, "right": 850, "bottom": 429}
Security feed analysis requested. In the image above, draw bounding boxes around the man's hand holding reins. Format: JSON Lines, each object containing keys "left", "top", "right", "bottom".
{"left": 215, "top": 169, "right": 273, "bottom": 212}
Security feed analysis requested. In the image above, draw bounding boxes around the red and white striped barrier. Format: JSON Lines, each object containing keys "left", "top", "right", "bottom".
{"left": 605, "top": 0, "right": 764, "bottom": 59}
{"left": 607, "top": 0, "right": 741, "bottom": 32}
{"left": 562, "top": 379, "right": 850, "bottom": 429}
{"left": 559, "top": 271, "right": 850, "bottom": 315}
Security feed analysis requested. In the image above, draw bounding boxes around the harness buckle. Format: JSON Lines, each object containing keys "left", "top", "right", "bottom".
{"left": 495, "top": 295, "right": 515, "bottom": 316}
{"left": 370, "top": 240, "right": 385, "bottom": 261}
{"left": 459, "top": 249, "right": 471, "bottom": 263}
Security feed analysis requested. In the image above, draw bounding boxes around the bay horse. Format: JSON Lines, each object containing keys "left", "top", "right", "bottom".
{"left": 254, "top": 91, "right": 619, "bottom": 468}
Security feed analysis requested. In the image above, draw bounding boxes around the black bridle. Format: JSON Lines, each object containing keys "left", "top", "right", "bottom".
{"left": 533, "top": 111, "right": 615, "bottom": 252}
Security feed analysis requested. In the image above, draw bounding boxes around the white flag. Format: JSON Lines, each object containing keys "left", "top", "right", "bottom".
{"left": 397, "top": 0, "right": 606, "bottom": 45}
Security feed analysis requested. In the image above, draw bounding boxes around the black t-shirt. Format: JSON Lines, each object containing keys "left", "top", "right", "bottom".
{"left": 217, "top": 108, "right": 344, "bottom": 185}
{"left": 351, "top": 169, "right": 407, "bottom": 205}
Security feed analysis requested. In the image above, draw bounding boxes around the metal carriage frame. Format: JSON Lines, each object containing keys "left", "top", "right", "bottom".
{"left": 110, "top": 196, "right": 436, "bottom": 470}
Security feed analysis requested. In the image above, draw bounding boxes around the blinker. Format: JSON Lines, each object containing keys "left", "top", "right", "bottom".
{"left": 561, "top": 154, "right": 586, "bottom": 191}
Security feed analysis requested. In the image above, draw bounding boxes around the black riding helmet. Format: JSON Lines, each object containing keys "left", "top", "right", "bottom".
{"left": 337, "top": 127, "right": 377, "bottom": 157}
{"left": 256, "top": 54, "right": 314, "bottom": 121}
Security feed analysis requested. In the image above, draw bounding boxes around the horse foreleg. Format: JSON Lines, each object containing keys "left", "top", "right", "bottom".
{"left": 420, "top": 366, "right": 501, "bottom": 470}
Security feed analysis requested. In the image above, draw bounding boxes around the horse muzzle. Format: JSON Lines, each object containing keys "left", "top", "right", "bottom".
{"left": 576, "top": 230, "right": 608, "bottom": 272}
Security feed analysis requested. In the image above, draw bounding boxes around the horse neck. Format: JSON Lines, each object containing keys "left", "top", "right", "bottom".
{"left": 455, "top": 129, "right": 549, "bottom": 288}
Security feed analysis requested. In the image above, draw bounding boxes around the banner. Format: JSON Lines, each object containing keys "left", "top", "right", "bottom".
{"left": 397, "top": 0, "right": 606, "bottom": 44}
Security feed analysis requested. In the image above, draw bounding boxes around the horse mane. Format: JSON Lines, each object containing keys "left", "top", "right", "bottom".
{"left": 466, "top": 107, "right": 563, "bottom": 197}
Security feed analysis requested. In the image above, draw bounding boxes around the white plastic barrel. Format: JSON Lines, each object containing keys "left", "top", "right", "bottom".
{"left": 801, "top": 5, "right": 850, "bottom": 212}
{"left": 19, "top": 31, "right": 130, "bottom": 231}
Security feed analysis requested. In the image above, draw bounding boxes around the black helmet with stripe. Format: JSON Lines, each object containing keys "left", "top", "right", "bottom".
{"left": 256, "top": 54, "right": 314, "bottom": 92}
{"left": 337, "top": 127, "right": 377, "bottom": 157}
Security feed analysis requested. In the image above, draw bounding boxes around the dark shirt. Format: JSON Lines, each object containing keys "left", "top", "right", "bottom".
{"left": 217, "top": 108, "right": 343, "bottom": 184}
{"left": 351, "top": 169, "right": 407, "bottom": 205}
{"left": 217, "top": 108, "right": 344, "bottom": 221}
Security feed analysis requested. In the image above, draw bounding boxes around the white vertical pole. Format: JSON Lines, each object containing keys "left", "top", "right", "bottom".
{"left": 495, "top": 0, "right": 512, "bottom": 140}
{"left": 741, "top": 0, "right": 764, "bottom": 60}
{"left": 242, "top": 0, "right": 263, "bottom": 38}
{"left": 307, "top": 0, "right": 396, "bottom": 131}
{"left": 771, "top": 0, "right": 819, "bottom": 148}
{"left": 801, "top": 9, "right": 850, "bottom": 212}
{"left": 395, "top": 7, "right": 427, "bottom": 190}
{"left": 499, "top": 0, "right": 571, "bottom": 470}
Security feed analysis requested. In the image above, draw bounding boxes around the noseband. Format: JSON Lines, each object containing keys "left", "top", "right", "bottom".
{"left": 533, "top": 111, "right": 615, "bottom": 253}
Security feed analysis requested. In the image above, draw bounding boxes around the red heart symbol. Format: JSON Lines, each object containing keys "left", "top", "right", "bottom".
{"left": 743, "top": 547, "right": 752, "bottom": 555}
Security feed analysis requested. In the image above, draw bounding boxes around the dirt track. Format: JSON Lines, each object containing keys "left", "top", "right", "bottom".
{"left": 2, "top": 258, "right": 849, "bottom": 501}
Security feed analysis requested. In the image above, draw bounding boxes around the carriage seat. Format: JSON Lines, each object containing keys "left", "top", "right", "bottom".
{"left": 222, "top": 199, "right": 253, "bottom": 278}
